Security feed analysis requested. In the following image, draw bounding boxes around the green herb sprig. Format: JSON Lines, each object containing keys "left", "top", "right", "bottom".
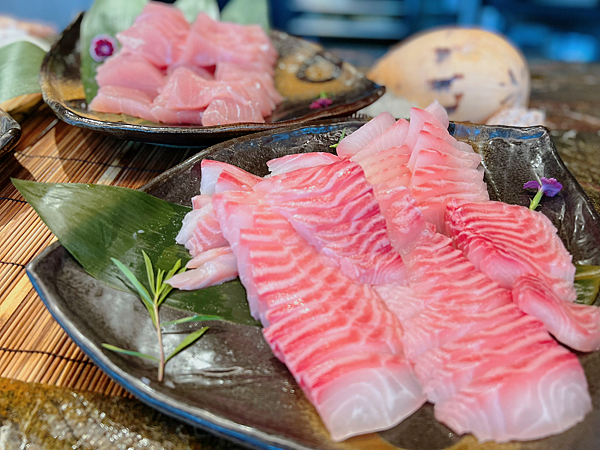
{"left": 330, "top": 128, "right": 346, "bottom": 149}
{"left": 102, "top": 251, "right": 210, "bottom": 382}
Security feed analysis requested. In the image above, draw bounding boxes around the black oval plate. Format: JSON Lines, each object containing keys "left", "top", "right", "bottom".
{"left": 39, "top": 14, "right": 384, "bottom": 146}
{"left": 27, "top": 121, "right": 600, "bottom": 450}
{"left": 0, "top": 108, "right": 21, "bottom": 159}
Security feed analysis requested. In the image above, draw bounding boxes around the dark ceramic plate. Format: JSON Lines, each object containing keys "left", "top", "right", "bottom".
{"left": 27, "top": 121, "right": 600, "bottom": 450}
{"left": 0, "top": 108, "right": 21, "bottom": 159}
{"left": 39, "top": 15, "right": 384, "bottom": 146}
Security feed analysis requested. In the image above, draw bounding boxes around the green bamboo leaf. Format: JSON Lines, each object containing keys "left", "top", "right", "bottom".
{"left": 13, "top": 179, "right": 259, "bottom": 326}
{"left": 102, "top": 343, "right": 158, "bottom": 361}
{"left": 162, "top": 314, "right": 225, "bottom": 327}
{"left": 166, "top": 327, "right": 209, "bottom": 362}
{"left": 80, "top": 0, "right": 148, "bottom": 103}
{"left": 221, "top": 0, "right": 270, "bottom": 30}
{"left": 142, "top": 250, "right": 155, "bottom": 296}
{"left": 174, "top": 0, "right": 219, "bottom": 22}
{"left": 0, "top": 41, "right": 46, "bottom": 104}
{"left": 111, "top": 257, "right": 156, "bottom": 324}
{"left": 574, "top": 264, "right": 600, "bottom": 305}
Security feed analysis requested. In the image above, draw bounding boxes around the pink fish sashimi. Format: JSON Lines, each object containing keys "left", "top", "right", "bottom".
{"left": 191, "top": 194, "right": 212, "bottom": 209}
{"left": 425, "top": 100, "right": 450, "bottom": 129}
{"left": 336, "top": 112, "right": 396, "bottom": 159}
{"left": 176, "top": 13, "right": 277, "bottom": 68}
{"left": 267, "top": 152, "right": 341, "bottom": 177}
{"left": 200, "top": 160, "right": 263, "bottom": 196}
{"left": 95, "top": 52, "right": 166, "bottom": 97}
{"left": 88, "top": 86, "right": 156, "bottom": 122}
{"left": 212, "top": 188, "right": 425, "bottom": 441}
{"left": 202, "top": 97, "right": 264, "bottom": 126}
{"left": 255, "top": 159, "right": 406, "bottom": 285}
{"left": 166, "top": 246, "right": 237, "bottom": 290}
{"left": 150, "top": 105, "right": 204, "bottom": 125}
{"left": 445, "top": 200, "right": 576, "bottom": 288}
{"left": 351, "top": 119, "right": 410, "bottom": 163}
{"left": 116, "top": 2, "right": 189, "bottom": 69}
{"left": 359, "top": 145, "right": 411, "bottom": 188}
{"left": 375, "top": 188, "right": 591, "bottom": 442}
{"left": 513, "top": 275, "right": 600, "bottom": 352}
{"left": 175, "top": 203, "right": 228, "bottom": 256}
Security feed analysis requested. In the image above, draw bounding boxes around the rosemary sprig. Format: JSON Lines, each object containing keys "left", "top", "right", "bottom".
{"left": 104, "top": 251, "right": 212, "bottom": 382}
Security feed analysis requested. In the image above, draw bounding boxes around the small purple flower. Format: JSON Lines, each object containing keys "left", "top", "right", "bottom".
{"left": 309, "top": 92, "right": 333, "bottom": 110}
{"left": 523, "top": 177, "right": 563, "bottom": 210}
{"left": 90, "top": 34, "right": 117, "bottom": 62}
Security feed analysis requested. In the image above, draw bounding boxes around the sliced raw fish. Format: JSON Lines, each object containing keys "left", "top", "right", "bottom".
{"left": 150, "top": 105, "right": 204, "bottom": 125}
{"left": 191, "top": 195, "right": 212, "bottom": 209}
{"left": 166, "top": 247, "right": 237, "bottom": 290}
{"left": 212, "top": 188, "right": 425, "bottom": 441}
{"left": 267, "top": 152, "right": 341, "bottom": 177}
{"left": 116, "top": 2, "right": 189, "bottom": 68}
{"left": 202, "top": 98, "right": 264, "bottom": 126}
{"left": 434, "top": 345, "right": 590, "bottom": 442}
{"left": 88, "top": 86, "right": 156, "bottom": 122}
{"left": 445, "top": 200, "right": 576, "bottom": 288}
{"left": 336, "top": 112, "right": 396, "bottom": 159}
{"left": 425, "top": 100, "right": 450, "bottom": 129}
{"left": 408, "top": 130, "right": 482, "bottom": 173}
{"left": 200, "top": 160, "right": 263, "bottom": 196}
{"left": 256, "top": 160, "right": 406, "bottom": 285}
{"left": 175, "top": 203, "right": 228, "bottom": 256}
{"left": 513, "top": 275, "right": 600, "bottom": 352}
{"left": 185, "top": 246, "right": 234, "bottom": 269}
{"left": 95, "top": 52, "right": 166, "bottom": 97}
{"left": 404, "top": 106, "right": 448, "bottom": 151}
{"left": 351, "top": 119, "right": 409, "bottom": 163}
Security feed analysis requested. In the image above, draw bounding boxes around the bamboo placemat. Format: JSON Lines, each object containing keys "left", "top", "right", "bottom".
{"left": 0, "top": 104, "right": 201, "bottom": 396}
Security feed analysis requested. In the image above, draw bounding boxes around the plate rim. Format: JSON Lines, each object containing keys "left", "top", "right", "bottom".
{"left": 0, "top": 108, "right": 21, "bottom": 158}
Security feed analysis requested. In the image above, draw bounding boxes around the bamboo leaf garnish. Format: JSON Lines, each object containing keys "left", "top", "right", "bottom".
{"left": 101, "top": 344, "right": 158, "bottom": 361}
{"left": 162, "top": 314, "right": 225, "bottom": 328}
{"left": 104, "top": 253, "right": 210, "bottom": 382}
{"left": 166, "top": 327, "right": 209, "bottom": 363}
{"left": 330, "top": 128, "right": 346, "bottom": 149}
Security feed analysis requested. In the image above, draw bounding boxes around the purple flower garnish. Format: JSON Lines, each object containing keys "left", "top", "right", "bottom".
{"left": 523, "top": 177, "right": 563, "bottom": 210}
{"left": 90, "top": 34, "right": 117, "bottom": 62}
{"left": 309, "top": 92, "right": 333, "bottom": 110}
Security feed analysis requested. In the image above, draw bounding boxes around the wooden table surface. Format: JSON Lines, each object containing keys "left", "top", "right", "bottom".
{"left": 1, "top": 61, "right": 600, "bottom": 449}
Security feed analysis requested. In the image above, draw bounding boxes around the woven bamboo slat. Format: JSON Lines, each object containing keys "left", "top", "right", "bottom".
{"left": 0, "top": 105, "right": 197, "bottom": 396}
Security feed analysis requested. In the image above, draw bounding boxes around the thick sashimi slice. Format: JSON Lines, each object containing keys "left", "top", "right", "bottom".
{"left": 161, "top": 67, "right": 251, "bottom": 110}
{"left": 351, "top": 119, "right": 410, "bottom": 163}
{"left": 425, "top": 100, "right": 449, "bottom": 129}
{"left": 167, "top": 247, "right": 237, "bottom": 290}
{"left": 336, "top": 112, "right": 396, "bottom": 159}
{"left": 267, "top": 152, "right": 341, "bottom": 177}
{"left": 95, "top": 53, "right": 166, "bottom": 97}
{"left": 202, "top": 98, "right": 264, "bottom": 126}
{"left": 434, "top": 347, "right": 590, "bottom": 442}
{"left": 408, "top": 130, "right": 483, "bottom": 173}
{"left": 200, "top": 160, "right": 263, "bottom": 196}
{"left": 404, "top": 106, "right": 448, "bottom": 151}
{"left": 185, "top": 246, "right": 234, "bottom": 269}
{"left": 116, "top": 2, "right": 189, "bottom": 68}
{"left": 150, "top": 105, "right": 204, "bottom": 125}
{"left": 191, "top": 194, "right": 212, "bottom": 210}
{"left": 513, "top": 275, "right": 600, "bottom": 352}
{"left": 176, "top": 203, "right": 228, "bottom": 256}
{"left": 88, "top": 86, "right": 156, "bottom": 122}
{"left": 256, "top": 160, "right": 407, "bottom": 284}
{"left": 445, "top": 200, "right": 576, "bottom": 287}
{"left": 212, "top": 188, "right": 425, "bottom": 441}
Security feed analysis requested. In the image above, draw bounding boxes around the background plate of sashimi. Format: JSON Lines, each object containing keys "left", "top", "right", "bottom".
{"left": 28, "top": 119, "right": 600, "bottom": 450}
{"left": 39, "top": 14, "right": 384, "bottom": 146}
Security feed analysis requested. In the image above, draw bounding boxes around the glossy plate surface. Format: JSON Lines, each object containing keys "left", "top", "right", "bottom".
{"left": 28, "top": 121, "right": 600, "bottom": 450}
{"left": 39, "top": 15, "right": 384, "bottom": 146}
{"left": 0, "top": 108, "right": 21, "bottom": 159}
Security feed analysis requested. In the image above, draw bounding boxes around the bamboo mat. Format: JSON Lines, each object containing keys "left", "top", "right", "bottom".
{"left": 0, "top": 104, "right": 201, "bottom": 396}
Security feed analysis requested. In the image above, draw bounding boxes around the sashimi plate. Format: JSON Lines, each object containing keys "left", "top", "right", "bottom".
{"left": 0, "top": 108, "right": 21, "bottom": 159}
{"left": 39, "top": 14, "right": 384, "bottom": 146}
{"left": 27, "top": 120, "right": 600, "bottom": 450}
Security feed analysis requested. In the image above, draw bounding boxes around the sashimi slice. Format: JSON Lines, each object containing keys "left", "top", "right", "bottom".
{"left": 257, "top": 160, "right": 406, "bottom": 284}
{"left": 200, "top": 160, "right": 263, "bottom": 196}
{"left": 267, "top": 152, "right": 341, "bottom": 177}
{"left": 434, "top": 346, "right": 590, "bottom": 442}
{"left": 336, "top": 112, "right": 396, "bottom": 159}
{"left": 176, "top": 203, "right": 228, "bottom": 256}
{"left": 513, "top": 275, "right": 600, "bottom": 352}
{"left": 185, "top": 246, "right": 234, "bottom": 268}
{"left": 166, "top": 248, "right": 237, "bottom": 290}
{"left": 425, "top": 100, "right": 450, "bottom": 129}
{"left": 408, "top": 130, "right": 482, "bottom": 173}
{"left": 404, "top": 106, "right": 448, "bottom": 151}
{"left": 95, "top": 53, "right": 166, "bottom": 97}
{"left": 202, "top": 98, "right": 264, "bottom": 126}
{"left": 351, "top": 119, "right": 409, "bottom": 163}
{"left": 88, "top": 86, "right": 156, "bottom": 122}
{"left": 150, "top": 105, "right": 204, "bottom": 125}
{"left": 192, "top": 194, "right": 212, "bottom": 210}
{"left": 212, "top": 188, "right": 425, "bottom": 441}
